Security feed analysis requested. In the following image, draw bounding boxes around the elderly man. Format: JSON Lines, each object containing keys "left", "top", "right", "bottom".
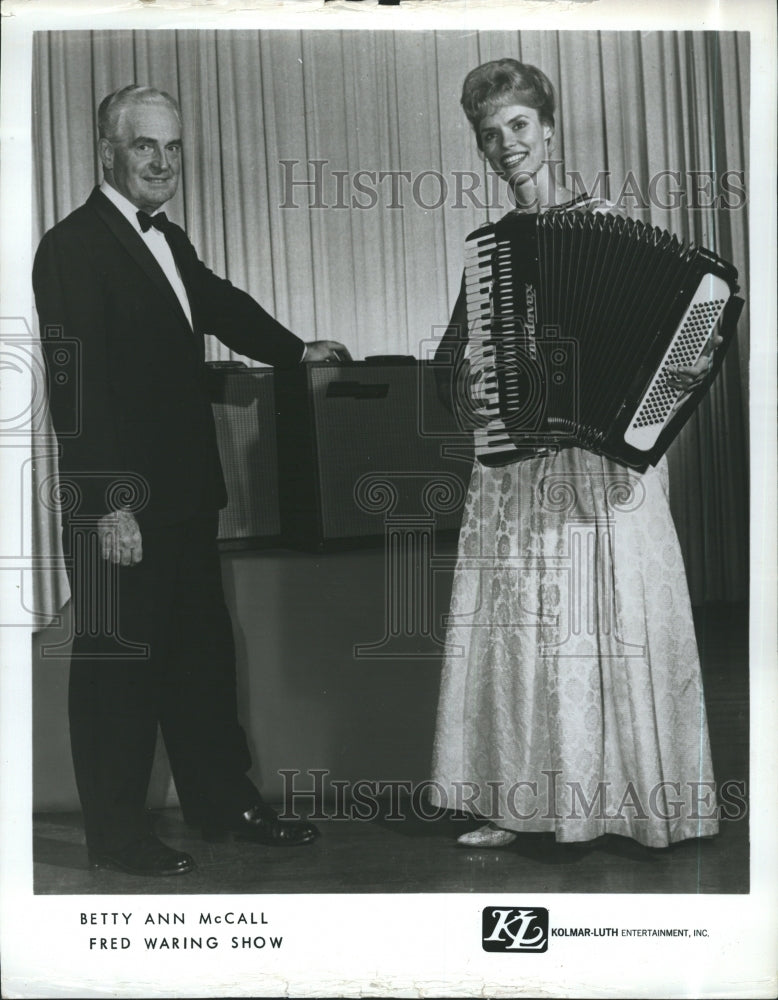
{"left": 33, "top": 84, "right": 347, "bottom": 877}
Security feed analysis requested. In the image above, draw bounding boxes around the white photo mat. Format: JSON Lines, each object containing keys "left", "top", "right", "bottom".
{"left": 1, "top": 1, "right": 775, "bottom": 997}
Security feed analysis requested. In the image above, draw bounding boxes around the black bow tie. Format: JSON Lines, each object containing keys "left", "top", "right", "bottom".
{"left": 137, "top": 210, "right": 170, "bottom": 234}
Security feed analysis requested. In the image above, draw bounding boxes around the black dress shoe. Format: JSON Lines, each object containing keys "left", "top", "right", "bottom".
{"left": 203, "top": 804, "right": 320, "bottom": 847}
{"left": 88, "top": 835, "right": 195, "bottom": 876}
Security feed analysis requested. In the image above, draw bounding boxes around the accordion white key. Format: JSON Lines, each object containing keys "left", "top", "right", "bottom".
{"left": 455, "top": 210, "right": 742, "bottom": 469}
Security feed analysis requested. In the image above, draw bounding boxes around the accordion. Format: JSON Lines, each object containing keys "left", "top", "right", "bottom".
{"left": 456, "top": 210, "right": 743, "bottom": 469}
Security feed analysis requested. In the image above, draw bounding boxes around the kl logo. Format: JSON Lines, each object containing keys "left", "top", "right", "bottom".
{"left": 482, "top": 907, "right": 549, "bottom": 953}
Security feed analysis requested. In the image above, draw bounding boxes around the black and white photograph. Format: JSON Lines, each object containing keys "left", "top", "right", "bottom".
{"left": 1, "top": 1, "right": 776, "bottom": 997}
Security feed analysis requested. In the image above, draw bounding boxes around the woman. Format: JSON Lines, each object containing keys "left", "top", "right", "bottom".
{"left": 429, "top": 60, "right": 720, "bottom": 849}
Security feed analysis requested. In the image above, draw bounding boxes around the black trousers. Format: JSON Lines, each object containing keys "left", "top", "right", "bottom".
{"left": 66, "top": 514, "right": 259, "bottom": 852}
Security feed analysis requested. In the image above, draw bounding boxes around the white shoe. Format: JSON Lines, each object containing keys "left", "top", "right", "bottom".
{"left": 457, "top": 823, "right": 517, "bottom": 848}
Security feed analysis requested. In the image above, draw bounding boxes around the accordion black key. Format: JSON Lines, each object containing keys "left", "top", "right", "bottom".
{"left": 456, "top": 210, "right": 743, "bottom": 470}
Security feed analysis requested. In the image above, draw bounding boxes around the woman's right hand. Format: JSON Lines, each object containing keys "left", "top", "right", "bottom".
{"left": 665, "top": 331, "right": 723, "bottom": 395}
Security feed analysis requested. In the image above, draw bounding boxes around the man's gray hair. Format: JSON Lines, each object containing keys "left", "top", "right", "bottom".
{"left": 98, "top": 85, "right": 181, "bottom": 142}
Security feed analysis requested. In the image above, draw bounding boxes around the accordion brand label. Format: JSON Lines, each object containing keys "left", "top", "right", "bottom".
{"left": 525, "top": 282, "right": 537, "bottom": 357}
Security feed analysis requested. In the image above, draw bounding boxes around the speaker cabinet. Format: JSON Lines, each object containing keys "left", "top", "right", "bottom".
{"left": 274, "top": 361, "right": 473, "bottom": 550}
{"left": 209, "top": 366, "right": 281, "bottom": 545}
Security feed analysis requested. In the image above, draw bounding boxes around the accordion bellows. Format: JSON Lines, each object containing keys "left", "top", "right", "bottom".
{"left": 458, "top": 210, "right": 742, "bottom": 469}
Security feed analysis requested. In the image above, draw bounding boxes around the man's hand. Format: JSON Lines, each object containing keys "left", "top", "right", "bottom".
{"left": 303, "top": 340, "right": 353, "bottom": 363}
{"left": 97, "top": 509, "right": 143, "bottom": 567}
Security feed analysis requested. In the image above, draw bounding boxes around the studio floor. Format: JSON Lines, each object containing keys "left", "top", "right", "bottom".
{"left": 33, "top": 799, "right": 747, "bottom": 896}
{"left": 33, "top": 604, "right": 749, "bottom": 896}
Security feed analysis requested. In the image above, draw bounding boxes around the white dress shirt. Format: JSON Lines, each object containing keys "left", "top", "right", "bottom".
{"left": 100, "top": 180, "right": 308, "bottom": 362}
{"left": 100, "top": 180, "right": 193, "bottom": 328}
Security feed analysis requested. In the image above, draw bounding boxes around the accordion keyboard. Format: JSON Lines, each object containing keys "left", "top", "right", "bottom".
{"left": 462, "top": 228, "right": 523, "bottom": 463}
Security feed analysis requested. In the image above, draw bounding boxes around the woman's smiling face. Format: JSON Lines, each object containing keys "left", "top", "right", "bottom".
{"left": 478, "top": 103, "right": 553, "bottom": 189}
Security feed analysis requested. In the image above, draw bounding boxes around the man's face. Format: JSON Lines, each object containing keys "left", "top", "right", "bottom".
{"left": 100, "top": 102, "right": 182, "bottom": 213}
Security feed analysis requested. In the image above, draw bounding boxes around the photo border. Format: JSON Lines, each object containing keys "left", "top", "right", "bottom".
{"left": 1, "top": 1, "right": 775, "bottom": 997}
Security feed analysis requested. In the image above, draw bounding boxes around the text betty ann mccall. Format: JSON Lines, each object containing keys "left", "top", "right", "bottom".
{"left": 81, "top": 910, "right": 279, "bottom": 951}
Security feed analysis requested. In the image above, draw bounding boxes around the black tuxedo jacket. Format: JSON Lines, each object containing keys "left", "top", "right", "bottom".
{"left": 33, "top": 188, "right": 305, "bottom": 526}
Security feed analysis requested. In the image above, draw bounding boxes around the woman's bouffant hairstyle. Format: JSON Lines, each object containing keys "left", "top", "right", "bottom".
{"left": 461, "top": 60, "right": 556, "bottom": 150}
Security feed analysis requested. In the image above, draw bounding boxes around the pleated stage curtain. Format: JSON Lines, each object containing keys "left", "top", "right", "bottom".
{"left": 31, "top": 29, "right": 749, "bottom": 615}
